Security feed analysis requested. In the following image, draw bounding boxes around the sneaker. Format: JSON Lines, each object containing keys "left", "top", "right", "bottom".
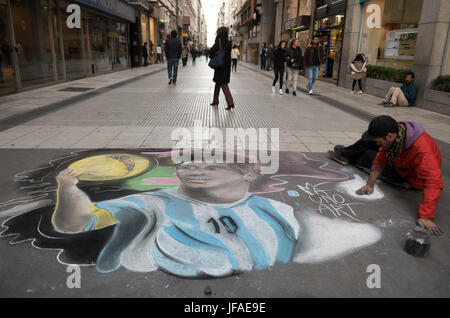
{"left": 272, "top": 86, "right": 276, "bottom": 93}
{"left": 285, "top": 89, "right": 289, "bottom": 94}
{"left": 293, "top": 91, "right": 296, "bottom": 96}
{"left": 168, "top": 78, "right": 172, "bottom": 85}
{"left": 383, "top": 102, "right": 395, "bottom": 107}
{"left": 333, "top": 145, "right": 346, "bottom": 154}
{"left": 328, "top": 150, "right": 350, "bottom": 165}
{"left": 378, "top": 99, "right": 388, "bottom": 105}
{"left": 279, "top": 89, "right": 283, "bottom": 95}
{"left": 358, "top": 90, "right": 363, "bottom": 95}
{"left": 309, "top": 90, "right": 313, "bottom": 95}
{"left": 350, "top": 90, "right": 354, "bottom": 94}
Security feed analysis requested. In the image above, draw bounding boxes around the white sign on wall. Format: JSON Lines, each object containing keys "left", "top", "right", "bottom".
{"left": 366, "top": 4, "right": 381, "bottom": 29}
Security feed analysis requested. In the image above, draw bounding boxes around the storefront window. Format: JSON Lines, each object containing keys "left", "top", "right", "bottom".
{"left": 360, "top": 0, "right": 423, "bottom": 70}
{"left": 89, "top": 13, "right": 113, "bottom": 73}
{"left": 0, "top": 1, "right": 16, "bottom": 95}
{"left": 112, "top": 21, "right": 128, "bottom": 70}
{"left": 10, "top": 0, "right": 56, "bottom": 87}
{"left": 59, "top": 0, "right": 87, "bottom": 80}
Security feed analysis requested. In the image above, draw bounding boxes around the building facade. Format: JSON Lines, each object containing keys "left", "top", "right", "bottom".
{"left": 0, "top": 0, "right": 135, "bottom": 96}
{"left": 236, "top": 0, "right": 276, "bottom": 64}
{"left": 340, "top": 0, "right": 450, "bottom": 114}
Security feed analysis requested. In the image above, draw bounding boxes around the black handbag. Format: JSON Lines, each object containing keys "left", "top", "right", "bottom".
{"left": 208, "top": 39, "right": 225, "bottom": 69}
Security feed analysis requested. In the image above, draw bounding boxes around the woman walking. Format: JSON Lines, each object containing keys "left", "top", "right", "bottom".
{"left": 272, "top": 41, "right": 288, "bottom": 95}
{"left": 350, "top": 53, "right": 368, "bottom": 95}
{"left": 231, "top": 45, "right": 240, "bottom": 72}
{"left": 181, "top": 45, "right": 189, "bottom": 67}
{"left": 210, "top": 27, "right": 235, "bottom": 110}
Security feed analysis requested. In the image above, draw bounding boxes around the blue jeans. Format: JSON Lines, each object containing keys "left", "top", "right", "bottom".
{"left": 307, "top": 65, "right": 320, "bottom": 91}
{"left": 167, "top": 58, "right": 179, "bottom": 82}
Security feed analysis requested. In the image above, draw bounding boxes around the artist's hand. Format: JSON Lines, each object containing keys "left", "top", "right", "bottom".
{"left": 417, "top": 218, "right": 443, "bottom": 236}
{"left": 56, "top": 168, "right": 83, "bottom": 187}
{"left": 356, "top": 184, "right": 374, "bottom": 195}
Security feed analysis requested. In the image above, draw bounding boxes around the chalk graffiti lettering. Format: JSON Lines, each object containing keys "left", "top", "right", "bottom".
{"left": 297, "top": 182, "right": 362, "bottom": 221}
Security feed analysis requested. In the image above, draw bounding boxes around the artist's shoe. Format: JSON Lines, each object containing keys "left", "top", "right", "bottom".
{"left": 328, "top": 150, "right": 350, "bottom": 165}
{"left": 333, "top": 144, "right": 346, "bottom": 154}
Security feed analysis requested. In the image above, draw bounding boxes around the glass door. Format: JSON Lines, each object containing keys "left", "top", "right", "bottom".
{"left": 10, "top": 0, "right": 57, "bottom": 88}
{"left": 0, "top": 0, "right": 16, "bottom": 95}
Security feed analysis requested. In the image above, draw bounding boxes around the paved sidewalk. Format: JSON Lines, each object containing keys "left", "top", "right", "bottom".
{"left": 240, "top": 62, "right": 450, "bottom": 145}
{"left": 0, "top": 64, "right": 166, "bottom": 129}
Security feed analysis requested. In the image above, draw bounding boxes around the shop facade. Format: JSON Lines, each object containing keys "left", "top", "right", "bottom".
{"left": 340, "top": 0, "right": 449, "bottom": 114}
{"left": 313, "top": 0, "right": 346, "bottom": 81}
{"left": 0, "top": 0, "right": 135, "bottom": 96}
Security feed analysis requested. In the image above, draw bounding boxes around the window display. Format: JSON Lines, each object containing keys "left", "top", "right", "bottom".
{"left": 359, "top": 0, "right": 423, "bottom": 70}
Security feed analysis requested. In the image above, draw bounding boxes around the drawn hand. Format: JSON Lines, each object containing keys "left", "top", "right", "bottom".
{"left": 417, "top": 218, "right": 443, "bottom": 236}
{"left": 56, "top": 168, "right": 83, "bottom": 187}
{"left": 356, "top": 185, "right": 374, "bottom": 195}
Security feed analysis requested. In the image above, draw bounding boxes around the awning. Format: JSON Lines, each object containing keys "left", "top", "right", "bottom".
{"left": 73, "top": 0, "right": 135, "bottom": 23}
{"left": 328, "top": 0, "right": 346, "bottom": 16}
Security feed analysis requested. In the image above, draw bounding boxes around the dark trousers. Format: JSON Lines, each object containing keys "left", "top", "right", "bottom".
{"left": 340, "top": 139, "right": 407, "bottom": 184}
{"left": 352, "top": 79, "right": 362, "bottom": 91}
{"left": 273, "top": 69, "right": 284, "bottom": 89}
{"left": 232, "top": 59, "right": 237, "bottom": 72}
{"left": 213, "top": 83, "right": 235, "bottom": 106}
{"left": 261, "top": 56, "right": 266, "bottom": 70}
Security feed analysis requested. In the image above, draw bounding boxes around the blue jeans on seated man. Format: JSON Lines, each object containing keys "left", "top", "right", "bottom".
{"left": 307, "top": 65, "right": 320, "bottom": 91}
{"left": 167, "top": 58, "right": 179, "bottom": 83}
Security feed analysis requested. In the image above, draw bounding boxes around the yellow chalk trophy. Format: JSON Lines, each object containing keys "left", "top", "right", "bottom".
{"left": 69, "top": 153, "right": 151, "bottom": 181}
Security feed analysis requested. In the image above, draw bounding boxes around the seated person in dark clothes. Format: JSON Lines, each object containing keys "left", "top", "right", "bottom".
{"left": 329, "top": 115, "right": 443, "bottom": 235}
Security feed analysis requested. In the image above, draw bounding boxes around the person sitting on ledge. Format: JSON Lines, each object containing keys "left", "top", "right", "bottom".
{"left": 379, "top": 71, "right": 417, "bottom": 107}
{"left": 328, "top": 115, "right": 443, "bottom": 235}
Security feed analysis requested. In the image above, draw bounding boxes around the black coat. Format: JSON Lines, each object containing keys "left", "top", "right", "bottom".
{"left": 286, "top": 46, "right": 304, "bottom": 69}
{"left": 273, "top": 48, "right": 287, "bottom": 71}
{"left": 209, "top": 33, "right": 232, "bottom": 84}
{"left": 164, "top": 38, "right": 182, "bottom": 59}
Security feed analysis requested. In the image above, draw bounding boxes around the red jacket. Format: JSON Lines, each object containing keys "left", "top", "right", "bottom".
{"left": 372, "top": 121, "right": 443, "bottom": 219}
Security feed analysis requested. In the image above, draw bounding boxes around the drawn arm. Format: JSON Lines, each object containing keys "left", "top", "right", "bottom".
{"left": 52, "top": 168, "right": 93, "bottom": 234}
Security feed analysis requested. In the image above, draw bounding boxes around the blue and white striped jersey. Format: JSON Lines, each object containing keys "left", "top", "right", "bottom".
{"left": 84, "top": 187, "right": 300, "bottom": 277}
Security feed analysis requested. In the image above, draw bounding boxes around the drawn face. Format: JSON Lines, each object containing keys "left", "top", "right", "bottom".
{"left": 176, "top": 163, "right": 254, "bottom": 190}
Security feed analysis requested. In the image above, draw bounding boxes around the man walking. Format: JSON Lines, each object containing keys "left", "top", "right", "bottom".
{"left": 285, "top": 39, "right": 304, "bottom": 96}
{"left": 142, "top": 42, "right": 149, "bottom": 67}
{"left": 260, "top": 43, "right": 268, "bottom": 70}
{"left": 304, "top": 36, "right": 325, "bottom": 95}
{"left": 379, "top": 71, "right": 417, "bottom": 107}
{"left": 191, "top": 46, "right": 197, "bottom": 65}
{"left": 266, "top": 43, "right": 274, "bottom": 71}
{"left": 164, "top": 30, "right": 182, "bottom": 85}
